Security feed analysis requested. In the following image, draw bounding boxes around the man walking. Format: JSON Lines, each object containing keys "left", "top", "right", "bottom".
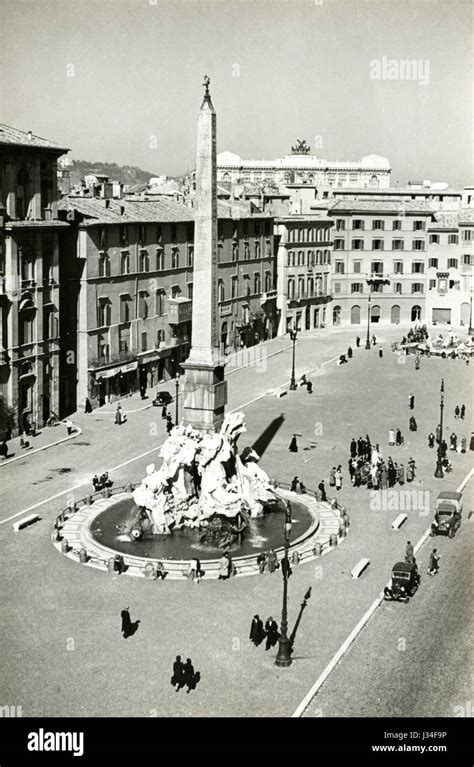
{"left": 264, "top": 617, "right": 279, "bottom": 651}
{"left": 318, "top": 480, "right": 327, "bottom": 501}
{"left": 428, "top": 548, "right": 440, "bottom": 576}
{"left": 171, "top": 655, "right": 184, "bottom": 691}
{"left": 249, "top": 615, "right": 265, "bottom": 646}
{"left": 405, "top": 540, "right": 414, "bottom": 563}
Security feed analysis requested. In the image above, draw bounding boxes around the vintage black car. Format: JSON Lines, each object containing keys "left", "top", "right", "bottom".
{"left": 152, "top": 391, "right": 173, "bottom": 407}
{"left": 384, "top": 561, "right": 420, "bottom": 603}
{"left": 430, "top": 491, "right": 462, "bottom": 538}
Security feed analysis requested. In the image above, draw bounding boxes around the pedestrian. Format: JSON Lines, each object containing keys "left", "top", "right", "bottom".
{"left": 291, "top": 550, "right": 301, "bottom": 567}
{"left": 329, "top": 466, "right": 336, "bottom": 487}
{"left": 290, "top": 476, "right": 299, "bottom": 492}
{"left": 289, "top": 435, "right": 298, "bottom": 452}
{"left": 66, "top": 419, "right": 73, "bottom": 436}
{"left": 182, "top": 658, "right": 196, "bottom": 693}
{"left": 299, "top": 481, "right": 306, "bottom": 494}
{"left": 218, "top": 552, "right": 230, "bottom": 580}
{"left": 84, "top": 397, "right": 93, "bottom": 413}
{"left": 257, "top": 551, "right": 267, "bottom": 574}
{"left": 428, "top": 432, "right": 435, "bottom": 449}
{"left": 427, "top": 548, "right": 440, "bottom": 576}
{"left": 380, "top": 463, "right": 388, "bottom": 489}
{"left": 396, "top": 428, "right": 402, "bottom": 446}
{"left": 166, "top": 414, "right": 174, "bottom": 434}
{"left": 409, "top": 394, "right": 415, "bottom": 410}
{"left": 335, "top": 465, "right": 342, "bottom": 490}
{"left": 318, "top": 479, "right": 327, "bottom": 501}
{"left": 397, "top": 463, "right": 405, "bottom": 485}
{"left": 407, "top": 458, "right": 416, "bottom": 482}
{"left": 388, "top": 428, "right": 395, "bottom": 446}
{"left": 449, "top": 432, "right": 457, "bottom": 450}
{"left": 405, "top": 540, "right": 414, "bottom": 564}
{"left": 264, "top": 617, "right": 279, "bottom": 651}
{"left": 161, "top": 405, "right": 167, "bottom": 419}
{"left": 461, "top": 436, "right": 467, "bottom": 453}
{"left": 120, "top": 606, "right": 137, "bottom": 638}
{"left": 115, "top": 405, "right": 123, "bottom": 425}
{"left": 306, "top": 380, "right": 313, "bottom": 394}
{"left": 440, "top": 439, "right": 448, "bottom": 458}
{"left": 415, "top": 355, "right": 420, "bottom": 371}
{"left": 350, "top": 437, "right": 357, "bottom": 458}
{"left": 409, "top": 415, "right": 417, "bottom": 432}
{"left": 372, "top": 334, "right": 377, "bottom": 346}
{"left": 454, "top": 405, "right": 460, "bottom": 419}
{"left": 378, "top": 348, "right": 383, "bottom": 358}
{"left": 266, "top": 548, "right": 278, "bottom": 574}
{"left": 249, "top": 615, "right": 265, "bottom": 647}
{"left": 460, "top": 404, "right": 465, "bottom": 419}
{"left": 140, "top": 384, "right": 146, "bottom": 400}
{"left": 0, "top": 440, "right": 8, "bottom": 460}
{"left": 187, "top": 558, "right": 199, "bottom": 582}
{"left": 171, "top": 655, "right": 184, "bottom": 691}
{"left": 347, "top": 346, "right": 353, "bottom": 359}
{"left": 281, "top": 555, "right": 292, "bottom": 579}
{"left": 356, "top": 336, "right": 360, "bottom": 348}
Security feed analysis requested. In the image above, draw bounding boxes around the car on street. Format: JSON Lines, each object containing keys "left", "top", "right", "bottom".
{"left": 430, "top": 491, "right": 463, "bottom": 538}
{"left": 384, "top": 561, "right": 420, "bottom": 603}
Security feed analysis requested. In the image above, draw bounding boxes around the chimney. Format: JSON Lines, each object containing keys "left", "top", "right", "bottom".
{"left": 120, "top": 205, "right": 125, "bottom": 215}
{"left": 28, "top": 131, "right": 33, "bottom": 140}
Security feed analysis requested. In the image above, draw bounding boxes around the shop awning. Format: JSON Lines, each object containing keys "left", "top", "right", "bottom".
{"left": 91, "top": 360, "right": 138, "bottom": 379}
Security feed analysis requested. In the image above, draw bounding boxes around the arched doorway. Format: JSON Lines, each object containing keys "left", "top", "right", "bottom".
{"left": 333, "top": 305, "right": 342, "bottom": 326}
{"left": 411, "top": 305, "right": 422, "bottom": 322}
{"left": 351, "top": 305, "right": 361, "bottom": 324}
{"left": 371, "top": 305, "right": 381, "bottom": 323}
{"left": 220, "top": 321, "right": 228, "bottom": 351}
{"left": 460, "top": 302, "right": 470, "bottom": 326}
{"left": 391, "top": 305, "right": 401, "bottom": 324}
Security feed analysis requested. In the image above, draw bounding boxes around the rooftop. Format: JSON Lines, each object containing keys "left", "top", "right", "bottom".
{"left": 0, "top": 124, "right": 69, "bottom": 153}
{"left": 323, "top": 199, "right": 436, "bottom": 216}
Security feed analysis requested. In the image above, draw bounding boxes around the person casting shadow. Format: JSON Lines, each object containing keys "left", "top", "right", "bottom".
{"left": 121, "top": 606, "right": 140, "bottom": 638}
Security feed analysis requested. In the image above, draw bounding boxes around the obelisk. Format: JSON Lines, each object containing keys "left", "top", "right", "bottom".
{"left": 181, "top": 76, "right": 227, "bottom": 432}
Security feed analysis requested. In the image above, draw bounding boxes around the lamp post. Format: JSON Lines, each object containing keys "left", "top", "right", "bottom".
{"left": 275, "top": 501, "right": 293, "bottom": 668}
{"left": 469, "top": 284, "right": 473, "bottom": 335}
{"left": 365, "top": 291, "right": 372, "bottom": 350}
{"left": 175, "top": 372, "right": 180, "bottom": 424}
{"left": 289, "top": 329, "right": 298, "bottom": 390}
{"left": 434, "top": 378, "right": 445, "bottom": 478}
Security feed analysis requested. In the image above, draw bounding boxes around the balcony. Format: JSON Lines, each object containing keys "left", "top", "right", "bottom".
{"left": 166, "top": 297, "right": 192, "bottom": 325}
{"left": 89, "top": 348, "right": 137, "bottom": 370}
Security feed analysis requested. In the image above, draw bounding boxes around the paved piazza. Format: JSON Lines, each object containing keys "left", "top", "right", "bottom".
{"left": 0, "top": 325, "right": 471, "bottom": 718}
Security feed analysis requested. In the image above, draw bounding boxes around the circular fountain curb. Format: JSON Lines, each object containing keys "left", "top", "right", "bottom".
{"left": 52, "top": 488, "right": 349, "bottom": 580}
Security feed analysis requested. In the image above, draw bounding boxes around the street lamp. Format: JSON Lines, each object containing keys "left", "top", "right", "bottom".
{"left": 469, "top": 284, "right": 473, "bottom": 335}
{"left": 175, "top": 371, "right": 180, "bottom": 424}
{"left": 275, "top": 501, "right": 293, "bottom": 668}
{"left": 434, "top": 378, "right": 445, "bottom": 478}
{"left": 289, "top": 329, "right": 298, "bottom": 390}
{"left": 365, "top": 290, "right": 372, "bottom": 350}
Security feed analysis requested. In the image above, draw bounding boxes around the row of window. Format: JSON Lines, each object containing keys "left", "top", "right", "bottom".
{"left": 96, "top": 272, "right": 274, "bottom": 326}
{"left": 334, "top": 256, "right": 468, "bottom": 275}
{"left": 335, "top": 219, "right": 428, "bottom": 232}
{"left": 98, "top": 220, "right": 273, "bottom": 250}
{"left": 333, "top": 282, "right": 426, "bottom": 295}
{"left": 334, "top": 239, "right": 427, "bottom": 251}
{"left": 287, "top": 227, "right": 331, "bottom": 244}
{"left": 286, "top": 249, "right": 331, "bottom": 267}
{"left": 287, "top": 275, "right": 328, "bottom": 300}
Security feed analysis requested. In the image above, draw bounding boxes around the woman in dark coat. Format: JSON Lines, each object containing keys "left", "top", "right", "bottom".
{"left": 249, "top": 615, "right": 265, "bottom": 646}
{"left": 350, "top": 438, "right": 357, "bottom": 458}
{"left": 409, "top": 416, "right": 417, "bottom": 432}
{"left": 289, "top": 435, "right": 298, "bottom": 452}
{"left": 171, "top": 655, "right": 184, "bottom": 689}
{"left": 329, "top": 466, "right": 336, "bottom": 487}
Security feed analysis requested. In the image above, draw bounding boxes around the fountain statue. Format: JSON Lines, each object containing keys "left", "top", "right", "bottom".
{"left": 119, "top": 413, "right": 277, "bottom": 548}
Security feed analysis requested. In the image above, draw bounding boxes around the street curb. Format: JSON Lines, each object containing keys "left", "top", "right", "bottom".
{"left": 0, "top": 425, "right": 83, "bottom": 468}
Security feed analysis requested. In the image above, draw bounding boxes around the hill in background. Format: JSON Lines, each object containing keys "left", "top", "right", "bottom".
{"left": 67, "top": 160, "right": 162, "bottom": 187}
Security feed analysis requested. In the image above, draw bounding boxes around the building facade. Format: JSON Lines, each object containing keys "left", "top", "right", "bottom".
{"left": 217, "top": 150, "right": 391, "bottom": 190}
{"left": 323, "top": 199, "right": 435, "bottom": 327}
{"left": 275, "top": 214, "right": 333, "bottom": 335}
{"left": 425, "top": 209, "right": 473, "bottom": 327}
{"left": 0, "top": 124, "right": 69, "bottom": 436}
{"left": 58, "top": 195, "right": 276, "bottom": 410}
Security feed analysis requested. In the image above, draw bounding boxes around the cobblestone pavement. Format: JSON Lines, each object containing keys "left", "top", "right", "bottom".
{"left": 0, "top": 324, "right": 471, "bottom": 717}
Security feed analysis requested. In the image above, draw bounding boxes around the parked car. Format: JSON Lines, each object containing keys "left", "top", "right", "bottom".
{"left": 431, "top": 491, "right": 463, "bottom": 538}
{"left": 384, "top": 561, "right": 420, "bottom": 603}
{"left": 152, "top": 391, "right": 173, "bottom": 407}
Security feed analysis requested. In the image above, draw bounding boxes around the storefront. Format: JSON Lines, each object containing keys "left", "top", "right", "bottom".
{"left": 89, "top": 360, "right": 138, "bottom": 407}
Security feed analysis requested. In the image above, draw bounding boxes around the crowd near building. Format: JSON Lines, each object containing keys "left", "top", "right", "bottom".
{"left": 0, "top": 124, "right": 472, "bottom": 434}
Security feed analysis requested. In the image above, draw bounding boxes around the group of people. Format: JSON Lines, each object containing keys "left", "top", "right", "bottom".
{"left": 249, "top": 614, "right": 280, "bottom": 651}
{"left": 347, "top": 435, "right": 416, "bottom": 488}
{"left": 92, "top": 472, "right": 113, "bottom": 492}
{"left": 454, "top": 404, "right": 466, "bottom": 420}
{"left": 171, "top": 656, "right": 199, "bottom": 692}
{"left": 388, "top": 428, "right": 405, "bottom": 446}
{"left": 256, "top": 549, "right": 300, "bottom": 575}
{"left": 298, "top": 374, "right": 313, "bottom": 394}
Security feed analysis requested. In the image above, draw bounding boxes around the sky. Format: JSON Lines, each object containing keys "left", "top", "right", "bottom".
{"left": 0, "top": 0, "right": 472, "bottom": 186}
